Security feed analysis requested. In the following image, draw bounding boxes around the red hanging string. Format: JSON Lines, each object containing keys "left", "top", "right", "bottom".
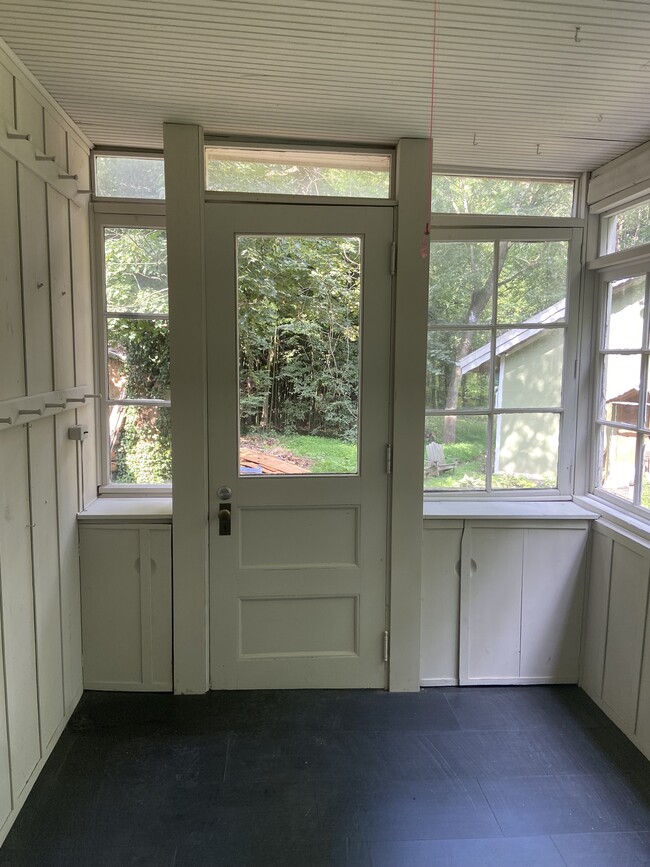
{"left": 420, "top": 0, "right": 439, "bottom": 259}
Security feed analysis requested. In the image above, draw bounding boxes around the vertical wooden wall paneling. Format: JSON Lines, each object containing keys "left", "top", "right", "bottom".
{"left": 0, "top": 51, "right": 92, "bottom": 846}
{"left": 18, "top": 166, "right": 53, "bottom": 395}
{"left": 601, "top": 541, "right": 650, "bottom": 730}
{"left": 26, "top": 418, "right": 65, "bottom": 752}
{"left": 0, "top": 150, "right": 25, "bottom": 402}
{"left": 580, "top": 529, "right": 613, "bottom": 699}
{"left": 0, "top": 427, "right": 41, "bottom": 800}
{"left": 139, "top": 528, "right": 153, "bottom": 687}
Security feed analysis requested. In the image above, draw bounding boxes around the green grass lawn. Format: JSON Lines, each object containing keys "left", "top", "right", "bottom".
{"left": 244, "top": 431, "right": 357, "bottom": 474}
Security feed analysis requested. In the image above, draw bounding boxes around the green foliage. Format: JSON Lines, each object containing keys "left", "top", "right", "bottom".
{"left": 430, "top": 175, "right": 574, "bottom": 217}
{"left": 245, "top": 432, "right": 357, "bottom": 474}
{"left": 113, "top": 407, "right": 172, "bottom": 484}
{"left": 95, "top": 156, "right": 165, "bottom": 199}
{"left": 238, "top": 235, "right": 360, "bottom": 441}
{"left": 104, "top": 227, "right": 168, "bottom": 313}
{"left": 206, "top": 156, "right": 389, "bottom": 198}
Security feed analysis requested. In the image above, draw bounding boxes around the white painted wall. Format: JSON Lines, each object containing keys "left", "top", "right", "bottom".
{"left": 0, "top": 41, "right": 94, "bottom": 845}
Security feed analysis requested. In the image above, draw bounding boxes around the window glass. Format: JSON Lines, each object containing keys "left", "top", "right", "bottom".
{"left": 426, "top": 237, "right": 567, "bottom": 492}
{"left": 430, "top": 176, "right": 574, "bottom": 217}
{"left": 102, "top": 226, "right": 170, "bottom": 487}
{"left": 95, "top": 156, "right": 165, "bottom": 199}
{"left": 604, "top": 201, "right": 650, "bottom": 254}
{"left": 603, "top": 276, "right": 645, "bottom": 350}
{"left": 206, "top": 147, "right": 391, "bottom": 198}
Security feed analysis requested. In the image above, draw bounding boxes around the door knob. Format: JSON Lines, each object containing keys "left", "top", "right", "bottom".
{"left": 218, "top": 504, "right": 231, "bottom": 536}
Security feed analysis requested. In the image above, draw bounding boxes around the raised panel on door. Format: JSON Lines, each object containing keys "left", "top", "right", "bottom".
{"left": 18, "top": 167, "right": 52, "bottom": 394}
{"left": 420, "top": 524, "right": 462, "bottom": 685}
{"left": 0, "top": 63, "right": 14, "bottom": 126}
{"left": 463, "top": 525, "right": 524, "bottom": 683}
{"left": 14, "top": 81, "right": 43, "bottom": 151}
{"left": 602, "top": 540, "right": 650, "bottom": 730}
{"left": 207, "top": 204, "right": 392, "bottom": 690}
{"left": 0, "top": 427, "right": 41, "bottom": 799}
{"left": 47, "top": 187, "right": 75, "bottom": 389}
{"left": 0, "top": 150, "right": 24, "bottom": 401}
{"left": 80, "top": 527, "right": 143, "bottom": 687}
{"left": 28, "top": 418, "right": 64, "bottom": 750}
{"left": 520, "top": 527, "right": 587, "bottom": 681}
{"left": 581, "top": 529, "right": 613, "bottom": 699}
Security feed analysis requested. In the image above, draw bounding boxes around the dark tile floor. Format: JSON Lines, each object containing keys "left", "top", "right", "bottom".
{"left": 2, "top": 686, "right": 650, "bottom": 866}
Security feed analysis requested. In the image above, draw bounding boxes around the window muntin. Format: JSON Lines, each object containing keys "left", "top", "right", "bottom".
{"left": 94, "top": 156, "right": 165, "bottom": 199}
{"left": 594, "top": 274, "right": 650, "bottom": 510}
{"left": 205, "top": 146, "right": 391, "bottom": 198}
{"left": 101, "top": 225, "right": 171, "bottom": 486}
{"left": 430, "top": 175, "right": 575, "bottom": 217}
{"left": 425, "top": 236, "right": 571, "bottom": 493}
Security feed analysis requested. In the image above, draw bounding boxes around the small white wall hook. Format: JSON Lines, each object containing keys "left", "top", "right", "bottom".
{"left": 84, "top": 393, "right": 101, "bottom": 399}
{"left": 44, "top": 401, "right": 66, "bottom": 409}
{"left": 18, "top": 408, "right": 43, "bottom": 416}
{"left": 0, "top": 417, "right": 13, "bottom": 425}
{"left": 574, "top": 26, "right": 582, "bottom": 43}
{"left": 7, "top": 130, "right": 31, "bottom": 141}
{"left": 472, "top": 133, "right": 478, "bottom": 146}
{"left": 66, "top": 397, "right": 86, "bottom": 403}
{"left": 35, "top": 154, "right": 56, "bottom": 161}
{"left": 76, "top": 189, "right": 92, "bottom": 195}
{"left": 58, "top": 173, "right": 79, "bottom": 181}
{"left": 536, "top": 144, "right": 541, "bottom": 155}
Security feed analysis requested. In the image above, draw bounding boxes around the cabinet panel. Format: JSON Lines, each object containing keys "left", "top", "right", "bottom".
{"left": 0, "top": 150, "right": 24, "bottom": 401}
{"left": 464, "top": 527, "right": 524, "bottom": 682}
{"left": 420, "top": 526, "right": 462, "bottom": 684}
{"left": 79, "top": 524, "right": 173, "bottom": 691}
{"left": 602, "top": 540, "right": 650, "bottom": 730}
{"left": 0, "top": 619, "right": 12, "bottom": 831}
{"left": 150, "top": 528, "right": 173, "bottom": 689}
{"left": 520, "top": 528, "right": 586, "bottom": 681}
{"left": 581, "top": 530, "right": 613, "bottom": 699}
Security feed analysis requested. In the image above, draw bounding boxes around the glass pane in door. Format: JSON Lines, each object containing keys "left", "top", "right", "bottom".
{"left": 237, "top": 235, "right": 361, "bottom": 475}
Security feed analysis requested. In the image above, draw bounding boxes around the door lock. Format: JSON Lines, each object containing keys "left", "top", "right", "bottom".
{"left": 218, "top": 503, "right": 231, "bottom": 536}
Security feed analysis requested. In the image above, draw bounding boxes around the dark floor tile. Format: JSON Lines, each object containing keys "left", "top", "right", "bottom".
{"left": 443, "top": 685, "right": 614, "bottom": 732}
{"left": 225, "top": 730, "right": 446, "bottom": 783}
{"left": 174, "top": 836, "right": 372, "bottom": 867}
{"left": 327, "top": 689, "right": 461, "bottom": 733}
{"left": 480, "top": 772, "right": 650, "bottom": 837}
{"left": 0, "top": 845, "right": 177, "bottom": 867}
{"left": 421, "top": 728, "right": 588, "bottom": 779}
{"left": 316, "top": 777, "right": 502, "bottom": 841}
{"left": 552, "top": 830, "right": 650, "bottom": 866}
{"left": 369, "top": 835, "right": 565, "bottom": 866}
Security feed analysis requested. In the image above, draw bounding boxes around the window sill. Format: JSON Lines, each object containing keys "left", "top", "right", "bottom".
{"left": 573, "top": 494, "right": 650, "bottom": 544}
{"left": 423, "top": 499, "right": 599, "bottom": 521}
{"left": 78, "top": 497, "right": 172, "bottom": 523}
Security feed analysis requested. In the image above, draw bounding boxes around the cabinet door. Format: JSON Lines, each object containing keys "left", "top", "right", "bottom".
{"left": 461, "top": 525, "right": 524, "bottom": 683}
{"left": 79, "top": 524, "right": 172, "bottom": 691}
{"left": 520, "top": 528, "right": 586, "bottom": 681}
{"left": 420, "top": 524, "right": 462, "bottom": 685}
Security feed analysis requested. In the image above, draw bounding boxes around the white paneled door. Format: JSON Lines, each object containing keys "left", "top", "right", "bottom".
{"left": 206, "top": 204, "right": 393, "bottom": 688}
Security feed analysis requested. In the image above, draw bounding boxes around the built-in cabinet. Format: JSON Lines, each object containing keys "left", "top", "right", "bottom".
{"left": 78, "top": 500, "right": 173, "bottom": 692}
{"left": 421, "top": 506, "right": 594, "bottom": 687}
{"left": 581, "top": 520, "right": 650, "bottom": 760}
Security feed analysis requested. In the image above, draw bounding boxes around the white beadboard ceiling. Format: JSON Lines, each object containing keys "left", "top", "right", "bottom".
{"left": 1, "top": 0, "right": 650, "bottom": 173}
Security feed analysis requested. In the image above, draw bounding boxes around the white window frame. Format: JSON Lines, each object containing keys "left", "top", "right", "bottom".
{"left": 425, "top": 219, "right": 584, "bottom": 500}
{"left": 92, "top": 202, "right": 169, "bottom": 496}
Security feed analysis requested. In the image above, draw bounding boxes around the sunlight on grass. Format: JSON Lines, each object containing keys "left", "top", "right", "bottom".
{"left": 244, "top": 431, "right": 357, "bottom": 474}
